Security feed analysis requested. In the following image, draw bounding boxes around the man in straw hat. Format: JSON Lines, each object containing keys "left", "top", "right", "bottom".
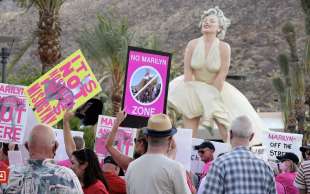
{"left": 125, "top": 113, "right": 191, "bottom": 194}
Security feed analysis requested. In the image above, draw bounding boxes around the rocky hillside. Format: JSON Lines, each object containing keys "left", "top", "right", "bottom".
{"left": 0, "top": 0, "right": 306, "bottom": 111}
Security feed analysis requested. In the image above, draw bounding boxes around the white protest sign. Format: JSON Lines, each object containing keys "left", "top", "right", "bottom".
{"left": 175, "top": 128, "right": 192, "bottom": 171}
{"left": 0, "top": 83, "right": 29, "bottom": 144}
{"left": 250, "top": 146, "right": 268, "bottom": 161}
{"left": 94, "top": 115, "right": 136, "bottom": 163}
{"left": 54, "top": 129, "right": 84, "bottom": 161}
{"left": 8, "top": 150, "right": 24, "bottom": 166}
{"left": 191, "top": 138, "right": 231, "bottom": 174}
{"left": 262, "top": 130, "right": 303, "bottom": 161}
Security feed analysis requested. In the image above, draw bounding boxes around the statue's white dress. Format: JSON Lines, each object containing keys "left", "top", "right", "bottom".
{"left": 168, "top": 37, "right": 267, "bottom": 145}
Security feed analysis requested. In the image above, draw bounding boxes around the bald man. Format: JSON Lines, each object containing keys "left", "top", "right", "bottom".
{"left": 5, "top": 124, "right": 83, "bottom": 194}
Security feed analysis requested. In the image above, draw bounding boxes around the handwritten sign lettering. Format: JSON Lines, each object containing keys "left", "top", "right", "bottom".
{"left": 95, "top": 115, "right": 136, "bottom": 162}
{"left": 25, "top": 50, "right": 102, "bottom": 126}
{"left": 262, "top": 131, "right": 303, "bottom": 161}
{"left": 0, "top": 83, "right": 29, "bottom": 144}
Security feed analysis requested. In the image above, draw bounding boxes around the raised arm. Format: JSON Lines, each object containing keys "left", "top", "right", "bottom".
{"left": 63, "top": 111, "right": 76, "bottom": 158}
{"left": 184, "top": 40, "right": 196, "bottom": 81}
{"left": 212, "top": 42, "right": 231, "bottom": 91}
{"left": 105, "top": 111, "right": 133, "bottom": 170}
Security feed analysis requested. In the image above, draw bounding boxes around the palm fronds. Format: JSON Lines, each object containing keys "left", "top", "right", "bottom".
{"left": 17, "top": 0, "right": 65, "bottom": 12}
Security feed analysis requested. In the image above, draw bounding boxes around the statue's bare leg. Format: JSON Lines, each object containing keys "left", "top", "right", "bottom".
{"left": 215, "top": 119, "right": 228, "bottom": 142}
{"left": 183, "top": 116, "right": 200, "bottom": 138}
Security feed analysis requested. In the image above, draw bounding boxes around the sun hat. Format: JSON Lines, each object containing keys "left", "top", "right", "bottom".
{"left": 143, "top": 114, "right": 177, "bottom": 137}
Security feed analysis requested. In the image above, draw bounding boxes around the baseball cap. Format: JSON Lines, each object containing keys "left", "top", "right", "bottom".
{"left": 300, "top": 144, "right": 310, "bottom": 152}
{"left": 194, "top": 141, "right": 215, "bottom": 151}
{"left": 276, "top": 152, "right": 299, "bottom": 164}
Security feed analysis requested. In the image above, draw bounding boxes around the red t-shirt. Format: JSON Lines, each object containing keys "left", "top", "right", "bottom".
{"left": 0, "top": 160, "right": 9, "bottom": 184}
{"left": 83, "top": 180, "right": 109, "bottom": 194}
{"left": 103, "top": 172, "right": 126, "bottom": 194}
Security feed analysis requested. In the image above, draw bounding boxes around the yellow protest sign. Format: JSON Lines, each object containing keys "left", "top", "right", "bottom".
{"left": 24, "top": 50, "right": 102, "bottom": 126}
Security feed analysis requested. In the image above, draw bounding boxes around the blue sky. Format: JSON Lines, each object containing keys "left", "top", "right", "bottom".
{"left": 131, "top": 67, "right": 159, "bottom": 86}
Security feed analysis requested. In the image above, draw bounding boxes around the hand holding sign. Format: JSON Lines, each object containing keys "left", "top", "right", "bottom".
{"left": 63, "top": 111, "right": 74, "bottom": 123}
{"left": 115, "top": 110, "right": 127, "bottom": 126}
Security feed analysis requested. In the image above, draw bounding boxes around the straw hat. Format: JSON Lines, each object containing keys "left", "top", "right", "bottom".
{"left": 143, "top": 114, "right": 177, "bottom": 137}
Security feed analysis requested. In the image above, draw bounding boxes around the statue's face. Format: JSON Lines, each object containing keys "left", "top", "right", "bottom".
{"left": 201, "top": 15, "right": 220, "bottom": 34}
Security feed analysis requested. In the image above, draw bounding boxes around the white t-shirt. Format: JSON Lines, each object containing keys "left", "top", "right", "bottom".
{"left": 197, "top": 176, "right": 207, "bottom": 194}
{"left": 125, "top": 153, "right": 191, "bottom": 194}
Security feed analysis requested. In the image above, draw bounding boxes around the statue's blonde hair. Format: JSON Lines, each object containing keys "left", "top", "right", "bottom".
{"left": 199, "top": 6, "right": 231, "bottom": 40}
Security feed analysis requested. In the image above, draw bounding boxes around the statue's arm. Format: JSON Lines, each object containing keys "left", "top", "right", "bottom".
{"left": 184, "top": 40, "right": 196, "bottom": 82}
{"left": 212, "top": 42, "right": 231, "bottom": 91}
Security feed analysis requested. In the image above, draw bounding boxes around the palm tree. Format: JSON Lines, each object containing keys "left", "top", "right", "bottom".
{"left": 77, "top": 14, "right": 133, "bottom": 115}
{"left": 17, "top": 0, "right": 65, "bottom": 74}
{"left": 77, "top": 13, "right": 163, "bottom": 116}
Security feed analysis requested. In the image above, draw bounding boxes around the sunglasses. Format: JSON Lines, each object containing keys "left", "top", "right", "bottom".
{"left": 198, "top": 150, "right": 205, "bottom": 154}
{"left": 198, "top": 148, "right": 213, "bottom": 154}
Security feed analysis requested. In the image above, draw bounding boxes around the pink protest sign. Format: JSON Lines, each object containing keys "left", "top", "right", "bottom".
{"left": 95, "top": 115, "right": 136, "bottom": 161}
{"left": 121, "top": 47, "right": 172, "bottom": 128}
{"left": 0, "top": 83, "right": 29, "bottom": 144}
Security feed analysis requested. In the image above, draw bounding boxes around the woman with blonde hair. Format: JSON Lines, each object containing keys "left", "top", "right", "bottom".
{"left": 276, "top": 152, "right": 300, "bottom": 194}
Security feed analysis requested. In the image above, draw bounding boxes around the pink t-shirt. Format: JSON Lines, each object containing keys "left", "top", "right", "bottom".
{"left": 276, "top": 172, "right": 299, "bottom": 194}
{"left": 57, "top": 159, "right": 72, "bottom": 168}
{"left": 201, "top": 161, "right": 212, "bottom": 178}
{"left": 276, "top": 181, "right": 285, "bottom": 194}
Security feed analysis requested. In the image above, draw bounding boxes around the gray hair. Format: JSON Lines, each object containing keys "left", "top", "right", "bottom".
{"left": 148, "top": 136, "right": 170, "bottom": 147}
{"left": 199, "top": 6, "right": 231, "bottom": 40}
{"left": 230, "top": 116, "right": 254, "bottom": 138}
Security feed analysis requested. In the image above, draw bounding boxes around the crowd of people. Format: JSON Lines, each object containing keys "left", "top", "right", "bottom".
{"left": 0, "top": 78, "right": 306, "bottom": 194}
{"left": 0, "top": 4, "right": 307, "bottom": 194}
{"left": 1, "top": 111, "right": 310, "bottom": 194}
